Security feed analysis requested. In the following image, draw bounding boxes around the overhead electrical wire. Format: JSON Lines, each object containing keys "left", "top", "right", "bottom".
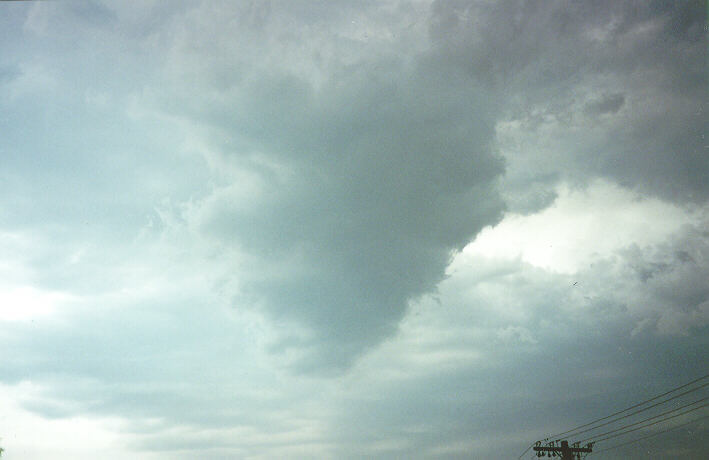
{"left": 560, "top": 386, "right": 709, "bottom": 439}
{"left": 577, "top": 396, "right": 709, "bottom": 443}
{"left": 593, "top": 414, "right": 709, "bottom": 455}
{"left": 520, "top": 374, "right": 709, "bottom": 459}
{"left": 516, "top": 443, "right": 533, "bottom": 459}
{"left": 545, "top": 373, "right": 709, "bottom": 440}
{"left": 579, "top": 403, "right": 709, "bottom": 444}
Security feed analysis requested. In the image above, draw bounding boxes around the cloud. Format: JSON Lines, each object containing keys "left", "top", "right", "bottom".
{"left": 618, "top": 221, "right": 709, "bottom": 336}
{"left": 4, "top": 0, "right": 705, "bottom": 372}
{"left": 0, "top": 1, "right": 708, "bottom": 458}
{"left": 428, "top": 0, "right": 708, "bottom": 208}
{"left": 2, "top": 213, "right": 706, "bottom": 459}
{"left": 322, "top": 217, "right": 709, "bottom": 458}
{"left": 463, "top": 179, "right": 696, "bottom": 273}
{"left": 140, "top": 1, "right": 508, "bottom": 371}
{"left": 584, "top": 93, "right": 625, "bottom": 115}
{"left": 0, "top": 382, "right": 152, "bottom": 460}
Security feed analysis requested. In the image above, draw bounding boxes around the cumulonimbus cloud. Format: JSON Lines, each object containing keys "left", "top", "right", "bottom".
{"left": 153, "top": 3, "right": 506, "bottom": 371}
{"left": 140, "top": 0, "right": 707, "bottom": 371}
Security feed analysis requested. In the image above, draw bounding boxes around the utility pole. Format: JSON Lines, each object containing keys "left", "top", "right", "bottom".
{"left": 533, "top": 440, "right": 593, "bottom": 459}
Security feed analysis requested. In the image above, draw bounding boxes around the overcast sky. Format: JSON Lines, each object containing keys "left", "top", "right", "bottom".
{"left": 0, "top": 1, "right": 707, "bottom": 458}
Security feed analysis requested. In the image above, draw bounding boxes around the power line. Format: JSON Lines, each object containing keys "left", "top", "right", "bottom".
{"left": 517, "top": 443, "right": 533, "bottom": 459}
{"left": 545, "top": 373, "right": 709, "bottom": 440}
{"left": 521, "top": 374, "right": 709, "bottom": 459}
{"left": 581, "top": 403, "right": 709, "bottom": 444}
{"left": 563, "top": 384, "right": 709, "bottom": 439}
{"left": 578, "top": 396, "right": 709, "bottom": 443}
{"left": 593, "top": 414, "right": 709, "bottom": 455}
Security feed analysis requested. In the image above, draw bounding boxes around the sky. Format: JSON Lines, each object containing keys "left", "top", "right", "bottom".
{"left": 0, "top": 1, "right": 707, "bottom": 458}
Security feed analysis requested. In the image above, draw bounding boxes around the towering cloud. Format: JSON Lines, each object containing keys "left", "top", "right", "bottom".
{"left": 145, "top": 0, "right": 707, "bottom": 369}
{"left": 147, "top": 1, "right": 507, "bottom": 370}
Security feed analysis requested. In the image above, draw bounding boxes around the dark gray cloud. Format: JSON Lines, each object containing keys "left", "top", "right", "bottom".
{"left": 149, "top": 1, "right": 507, "bottom": 371}
{"left": 428, "top": 0, "right": 707, "bottom": 208}
{"left": 584, "top": 93, "right": 626, "bottom": 115}
{"left": 151, "top": 0, "right": 708, "bottom": 370}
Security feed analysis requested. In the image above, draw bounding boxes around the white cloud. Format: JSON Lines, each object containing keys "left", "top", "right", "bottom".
{"left": 462, "top": 180, "right": 696, "bottom": 273}
{"left": 0, "top": 383, "right": 157, "bottom": 460}
{"left": 0, "top": 286, "right": 74, "bottom": 321}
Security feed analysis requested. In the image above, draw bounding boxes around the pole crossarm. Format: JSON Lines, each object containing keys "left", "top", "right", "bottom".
{"left": 532, "top": 440, "right": 593, "bottom": 459}
{"left": 533, "top": 446, "right": 593, "bottom": 453}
